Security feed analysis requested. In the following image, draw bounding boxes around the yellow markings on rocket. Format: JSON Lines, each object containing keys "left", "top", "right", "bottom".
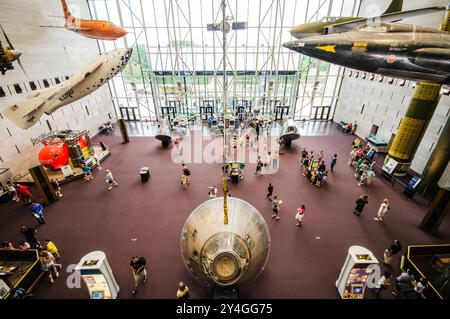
{"left": 315, "top": 45, "right": 336, "bottom": 53}
{"left": 389, "top": 116, "right": 426, "bottom": 160}
{"left": 412, "top": 82, "right": 441, "bottom": 101}
{"left": 353, "top": 42, "right": 368, "bottom": 48}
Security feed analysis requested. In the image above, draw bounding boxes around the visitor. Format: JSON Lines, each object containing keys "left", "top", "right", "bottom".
{"left": 393, "top": 269, "right": 415, "bottom": 297}
{"left": 105, "top": 169, "right": 119, "bottom": 191}
{"left": 352, "top": 137, "right": 361, "bottom": 149}
{"left": 51, "top": 179, "right": 63, "bottom": 198}
{"left": 90, "top": 150, "right": 102, "bottom": 170}
{"left": 208, "top": 185, "right": 217, "bottom": 198}
{"left": 15, "top": 184, "right": 32, "bottom": 204}
{"left": 404, "top": 278, "right": 427, "bottom": 298}
{"left": 272, "top": 196, "right": 282, "bottom": 221}
{"left": 267, "top": 183, "right": 274, "bottom": 201}
{"left": 19, "top": 241, "right": 30, "bottom": 251}
{"left": 182, "top": 164, "right": 191, "bottom": 184}
{"left": 374, "top": 199, "right": 390, "bottom": 222}
{"left": 28, "top": 201, "right": 45, "bottom": 225}
{"left": 347, "top": 148, "right": 357, "bottom": 167}
{"left": 44, "top": 239, "right": 60, "bottom": 259}
{"left": 372, "top": 271, "right": 391, "bottom": 298}
{"left": 353, "top": 195, "right": 368, "bottom": 216}
{"left": 330, "top": 154, "right": 337, "bottom": 172}
{"left": 354, "top": 158, "right": 364, "bottom": 176}
{"left": 384, "top": 240, "right": 402, "bottom": 265}
{"left": 316, "top": 170, "right": 324, "bottom": 187}
{"left": 302, "top": 156, "right": 310, "bottom": 173}
{"left": 176, "top": 282, "right": 190, "bottom": 299}
{"left": 82, "top": 165, "right": 93, "bottom": 182}
{"left": 255, "top": 159, "right": 263, "bottom": 175}
{"left": 301, "top": 149, "right": 308, "bottom": 166}
{"left": 305, "top": 168, "right": 312, "bottom": 182}
{"left": 318, "top": 150, "right": 324, "bottom": 162}
{"left": 318, "top": 161, "right": 326, "bottom": 173}
{"left": 6, "top": 181, "right": 18, "bottom": 201}
{"left": 310, "top": 171, "right": 317, "bottom": 185}
{"left": 20, "top": 226, "right": 41, "bottom": 248}
{"left": 130, "top": 256, "right": 147, "bottom": 295}
{"left": 1, "top": 241, "right": 15, "bottom": 250}
{"left": 356, "top": 161, "right": 369, "bottom": 180}
{"left": 40, "top": 251, "right": 61, "bottom": 284}
{"left": 295, "top": 205, "right": 305, "bottom": 227}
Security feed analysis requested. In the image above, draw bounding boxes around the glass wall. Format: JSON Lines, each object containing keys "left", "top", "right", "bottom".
{"left": 87, "top": 0, "right": 361, "bottom": 121}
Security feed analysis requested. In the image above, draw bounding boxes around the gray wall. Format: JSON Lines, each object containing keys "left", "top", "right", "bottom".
{"left": 334, "top": 0, "right": 450, "bottom": 174}
{"left": 0, "top": 0, "right": 116, "bottom": 181}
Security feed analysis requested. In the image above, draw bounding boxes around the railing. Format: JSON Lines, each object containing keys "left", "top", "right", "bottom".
{"left": 369, "top": 161, "right": 429, "bottom": 204}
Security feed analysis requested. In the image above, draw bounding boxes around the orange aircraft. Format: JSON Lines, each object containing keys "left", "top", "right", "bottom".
{"left": 46, "top": 0, "right": 127, "bottom": 41}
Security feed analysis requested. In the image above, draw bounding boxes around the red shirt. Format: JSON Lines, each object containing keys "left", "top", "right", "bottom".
{"left": 17, "top": 185, "right": 31, "bottom": 197}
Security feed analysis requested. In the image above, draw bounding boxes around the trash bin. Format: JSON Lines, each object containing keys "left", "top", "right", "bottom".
{"left": 140, "top": 167, "right": 150, "bottom": 183}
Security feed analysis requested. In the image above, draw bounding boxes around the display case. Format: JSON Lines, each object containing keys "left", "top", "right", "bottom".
{"left": 336, "top": 246, "right": 379, "bottom": 299}
{"left": 75, "top": 251, "right": 119, "bottom": 299}
{"left": 0, "top": 249, "right": 42, "bottom": 299}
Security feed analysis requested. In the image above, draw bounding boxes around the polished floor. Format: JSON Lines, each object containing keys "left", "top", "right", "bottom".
{"left": 1, "top": 124, "right": 449, "bottom": 299}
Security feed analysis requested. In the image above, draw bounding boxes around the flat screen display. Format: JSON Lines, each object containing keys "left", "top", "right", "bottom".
{"left": 92, "top": 291, "right": 104, "bottom": 299}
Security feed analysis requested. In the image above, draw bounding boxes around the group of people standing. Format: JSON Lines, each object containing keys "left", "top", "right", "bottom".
{"left": 2, "top": 226, "right": 61, "bottom": 285}
{"left": 348, "top": 138, "right": 375, "bottom": 187}
{"left": 266, "top": 182, "right": 305, "bottom": 226}
{"left": 301, "top": 149, "right": 334, "bottom": 187}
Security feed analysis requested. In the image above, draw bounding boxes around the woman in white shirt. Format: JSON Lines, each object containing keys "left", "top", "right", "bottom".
{"left": 374, "top": 198, "right": 390, "bottom": 222}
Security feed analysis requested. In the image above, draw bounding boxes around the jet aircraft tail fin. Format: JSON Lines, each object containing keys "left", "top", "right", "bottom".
{"left": 384, "top": 0, "right": 403, "bottom": 14}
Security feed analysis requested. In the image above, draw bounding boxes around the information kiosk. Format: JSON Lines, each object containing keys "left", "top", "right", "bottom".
{"left": 336, "top": 246, "right": 379, "bottom": 299}
{"left": 75, "top": 251, "right": 119, "bottom": 299}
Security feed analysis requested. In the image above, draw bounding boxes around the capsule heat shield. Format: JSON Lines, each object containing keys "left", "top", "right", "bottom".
{"left": 180, "top": 197, "right": 271, "bottom": 288}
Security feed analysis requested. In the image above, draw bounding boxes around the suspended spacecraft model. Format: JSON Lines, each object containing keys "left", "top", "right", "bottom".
{"left": 2, "top": 48, "right": 132, "bottom": 129}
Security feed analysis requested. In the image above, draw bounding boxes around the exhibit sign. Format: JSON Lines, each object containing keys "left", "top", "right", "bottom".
{"left": 61, "top": 165, "right": 74, "bottom": 177}
{"left": 382, "top": 158, "right": 398, "bottom": 175}
{"left": 407, "top": 176, "right": 421, "bottom": 190}
{"left": 336, "top": 246, "right": 379, "bottom": 299}
{"left": 75, "top": 251, "right": 120, "bottom": 299}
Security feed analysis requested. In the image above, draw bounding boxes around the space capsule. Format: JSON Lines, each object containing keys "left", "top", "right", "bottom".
{"left": 180, "top": 197, "right": 270, "bottom": 288}
{"left": 155, "top": 119, "right": 172, "bottom": 148}
{"left": 280, "top": 119, "right": 300, "bottom": 148}
{"left": 38, "top": 142, "right": 70, "bottom": 170}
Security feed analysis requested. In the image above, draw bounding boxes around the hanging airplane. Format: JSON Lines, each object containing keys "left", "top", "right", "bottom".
{"left": 2, "top": 48, "right": 133, "bottom": 129}
{"left": 0, "top": 24, "right": 27, "bottom": 76}
{"left": 290, "top": 0, "right": 445, "bottom": 39}
{"left": 40, "top": 0, "right": 127, "bottom": 41}
{"left": 283, "top": 23, "right": 450, "bottom": 85}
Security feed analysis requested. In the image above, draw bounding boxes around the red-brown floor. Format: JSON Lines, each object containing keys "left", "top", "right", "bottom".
{"left": 1, "top": 131, "right": 449, "bottom": 299}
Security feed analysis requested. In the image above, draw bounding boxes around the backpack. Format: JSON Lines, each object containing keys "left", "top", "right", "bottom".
{"left": 185, "top": 169, "right": 191, "bottom": 176}
{"left": 12, "top": 288, "right": 33, "bottom": 299}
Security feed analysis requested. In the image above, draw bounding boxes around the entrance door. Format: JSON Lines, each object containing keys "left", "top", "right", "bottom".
{"left": 161, "top": 106, "right": 176, "bottom": 121}
{"left": 275, "top": 105, "right": 290, "bottom": 121}
{"left": 120, "top": 107, "right": 140, "bottom": 121}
